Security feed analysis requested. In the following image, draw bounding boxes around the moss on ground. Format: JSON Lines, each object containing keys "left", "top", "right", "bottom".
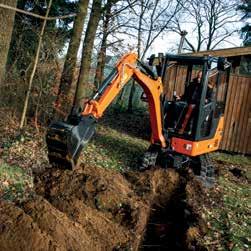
{"left": 0, "top": 162, "right": 33, "bottom": 202}
{"left": 205, "top": 153, "right": 251, "bottom": 250}
{"left": 212, "top": 152, "right": 251, "bottom": 166}
{"left": 204, "top": 175, "right": 250, "bottom": 250}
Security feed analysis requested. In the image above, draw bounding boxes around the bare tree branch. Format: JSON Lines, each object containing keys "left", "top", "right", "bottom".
{"left": 0, "top": 3, "right": 76, "bottom": 20}
{"left": 173, "top": 0, "right": 239, "bottom": 51}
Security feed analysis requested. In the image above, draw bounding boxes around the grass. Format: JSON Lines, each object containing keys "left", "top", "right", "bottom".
{"left": 0, "top": 162, "right": 33, "bottom": 202}
{"left": 205, "top": 175, "right": 251, "bottom": 250}
{"left": 82, "top": 124, "right": 149, "bottom": 170}
{"left": 80, "top": 108, "right": 150, "bottom": 171}
{"left": 211, "top": 152, "right": 251, "bottom": 166}
{"left": 220, "top": 177, "right": 250, "bottom": 248}
{"left": 204, "top": 153, "right": 251, "bottom": 250}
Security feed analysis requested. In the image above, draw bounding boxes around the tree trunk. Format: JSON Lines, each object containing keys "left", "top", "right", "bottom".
{"left": 0, "top": 0, "right": 17, "bottom": 84}
{"left": 56, "top": 0, "right": 89, "bottom": 115}
{"left": 94, "top": 32, "right": 107, "bottom": 89}
{"left": 94, "top": 1, "right": 112, "bottom": 89}
{"left": 94, "top": 41, "right": 106, "bottom": 89}
{"left": 127, "top": 1, "right": 143, "bottom": 113}
{"left": 127, "top": 82, "right": 135, "bottom": 113}
{"left": 74, "top": 0, "right": 102, "bottom": 109}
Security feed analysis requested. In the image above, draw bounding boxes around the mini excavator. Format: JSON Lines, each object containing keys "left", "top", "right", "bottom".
{"left": 46, "top": 52, "right": 231, "bottom": 184}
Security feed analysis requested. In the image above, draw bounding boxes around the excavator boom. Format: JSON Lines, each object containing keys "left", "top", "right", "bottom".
{"left": 46, "top": 53, "right": 166, "bottom": 169}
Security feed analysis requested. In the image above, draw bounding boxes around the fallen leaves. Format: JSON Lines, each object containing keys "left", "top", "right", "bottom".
{"left": 0, "top": 108, "right": 250, "bottom": 250}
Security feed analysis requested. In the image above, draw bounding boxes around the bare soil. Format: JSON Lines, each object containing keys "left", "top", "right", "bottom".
{"left": 0, "top": 164, "right": 207, "bottom": 251}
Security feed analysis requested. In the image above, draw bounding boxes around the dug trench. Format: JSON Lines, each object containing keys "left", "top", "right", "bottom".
{"left": 140, "top": 172, "right": 207, "bottom": 250}
{"left": 0, "top": 164, "right": 208, "bottom": 251}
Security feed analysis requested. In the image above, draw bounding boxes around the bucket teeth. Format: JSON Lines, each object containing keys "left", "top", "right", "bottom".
{"left": 46, "top": 122, "right": 76, "bottom": 169}
{"left": 46, "top": 116, "right": 96, "bottom": 169}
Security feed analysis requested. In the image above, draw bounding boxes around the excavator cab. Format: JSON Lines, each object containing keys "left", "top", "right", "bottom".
{"left": 156, "top": 55, "right": 230, "bottom": 142}
{"left": 148, "top": 54, "right": 230, "bottom": 136}
{"left": 144, "top": 54, "right": 231, "bottom": 184}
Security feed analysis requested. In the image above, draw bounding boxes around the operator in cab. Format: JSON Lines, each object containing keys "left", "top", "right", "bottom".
{"left": 176, "top": 70, "right": 214, "bottom": 103}
{"left": 175, "top": 71, "right": 215, "bottom": 134}
{"left": 182, "top": 71, "right": 203, "bottom": 103}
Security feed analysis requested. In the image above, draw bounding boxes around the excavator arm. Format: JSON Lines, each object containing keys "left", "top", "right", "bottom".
{"left": 46, "top": 53, "right": 166, "bottom": 169}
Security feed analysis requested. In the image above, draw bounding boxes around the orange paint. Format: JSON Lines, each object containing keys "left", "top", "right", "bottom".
{"left": 171, "top": 117, "right": 224, "bottom": 156}
{"left": 82, "top": 53, "right": 166, "bottom": 148}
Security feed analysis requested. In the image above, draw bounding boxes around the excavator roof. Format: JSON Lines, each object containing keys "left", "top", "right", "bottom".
{"left": 165, "top": 54, "right": 219, "bottom": 65}
{"left": 149, "top": 53, "right": 223, "bottom": 66}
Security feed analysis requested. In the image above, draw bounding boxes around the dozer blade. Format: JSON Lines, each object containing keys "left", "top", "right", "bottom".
{"left": 46, "top": 115, "right": 96, "bottom": 169}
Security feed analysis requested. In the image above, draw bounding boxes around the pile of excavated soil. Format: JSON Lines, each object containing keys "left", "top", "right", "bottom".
{"left": 0, "top": 165, "right": 181, "bottom": 251}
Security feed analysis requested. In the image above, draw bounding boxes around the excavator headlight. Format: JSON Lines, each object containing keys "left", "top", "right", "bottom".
{"left": 184, "top": 144, "right": 192, "bottom": 150}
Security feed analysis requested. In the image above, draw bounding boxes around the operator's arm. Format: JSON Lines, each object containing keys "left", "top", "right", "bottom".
{"left": 205, "top": 84, "right": 214, "bottom": 103}
{"left": 82, "top": 52, "right": 166, "bottom": 148}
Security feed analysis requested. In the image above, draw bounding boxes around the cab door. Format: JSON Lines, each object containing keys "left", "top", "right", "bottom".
{"left": 194, "top": 62, "right": 230, "bottom": 141}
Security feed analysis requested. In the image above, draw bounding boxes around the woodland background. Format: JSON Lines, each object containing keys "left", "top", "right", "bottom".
{"left": 0, "top": 0, "right": 249, "bottom": 127}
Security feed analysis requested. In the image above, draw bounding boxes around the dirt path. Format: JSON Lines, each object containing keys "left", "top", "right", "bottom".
{"left": 0, "top": 165, "right": 206, "bottom": 251}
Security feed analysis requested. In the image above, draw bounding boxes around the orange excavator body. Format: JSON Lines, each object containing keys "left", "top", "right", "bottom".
{"left": 46, "top": 52, "right": 230, "bottom": 175}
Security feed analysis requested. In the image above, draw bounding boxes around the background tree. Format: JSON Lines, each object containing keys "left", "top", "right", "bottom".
{"left": 93, "top": 0, "right": 139, "bottom": 88}
{"left": 56, "top": 0, "right": 90, "bottom": 115}
{"left": 173, "top": 0, "right": 239, "bottom": 52}
{"left": 127, "top": 0, "right": 182, "bottom": 112}
{"left": 8, "top": 0, "right": 77, "bottom": 73}
{"left": 2, "top": 0, "right": 77, "bottom": 121}
{"left": 238, "top": 0, "right": 251, "bottom": 46}
{"left": 74, "top": 0, "right": 103, "bottom": 109}
{"left": 0, "top": 0, "right": 77, "bottom": 123}
{"left": 94, "top": 0, "right": 116, "bottom": 89}
{"left": 0, "top": 0, "right": 17, "bottom": 85}
{"left": 127, "top": 0, "right": 148, "bottom": 113}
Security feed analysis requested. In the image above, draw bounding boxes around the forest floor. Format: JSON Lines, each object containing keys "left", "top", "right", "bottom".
{"left": 0, "top": 108, "right": 250, "bottom": 251}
